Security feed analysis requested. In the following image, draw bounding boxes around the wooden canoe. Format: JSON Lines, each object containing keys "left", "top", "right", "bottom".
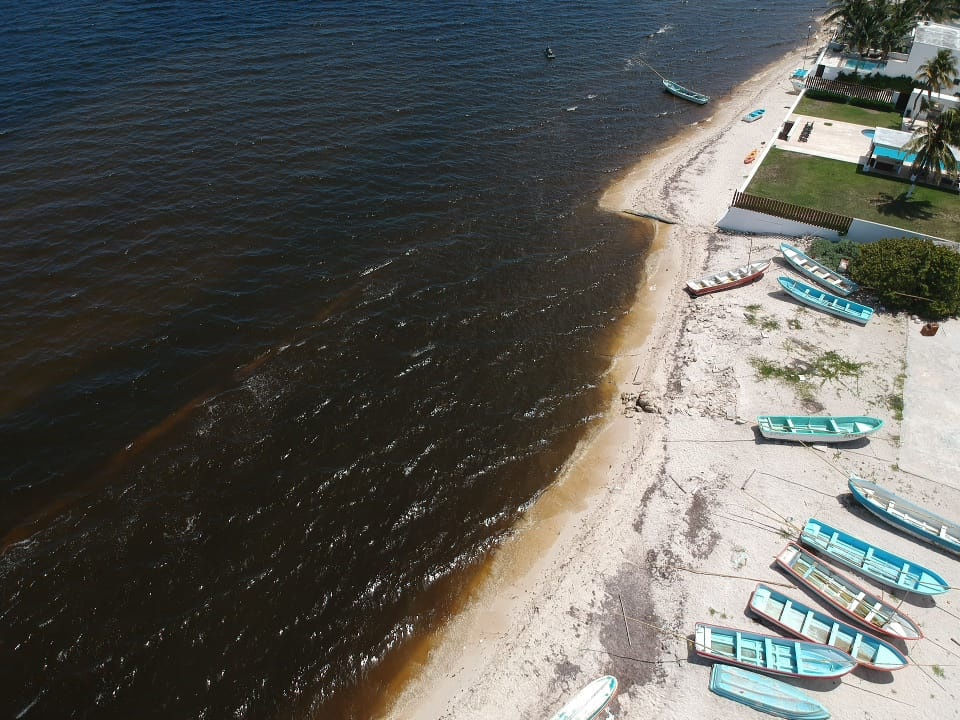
{"left": 780, "top": 242, "right": 859, "bottom": 297}
{"left": 756, "top": 415, "right": 883, "bottom": 443}
{"left": 685, "top": 260, "right": 770, "bottom": 296}
{"left": 775, "top": 543, "right": 923, "bottom": 640}
{"left": 709, "top": 664, "right": 830, "bottom": 720}
{"left": 848, "top": 476, "right": 960, "bottom": 556}
{"left": 748, "top": 583, "right": 908, "bottom": 671}
{"left": 662, "top": 78, "right": 709, "bottom": 104}
{"left": 548, "top": 675, "right": 617, "bottom": 720}
{"left": 777, "top": 276, "right": 873, "bottom": 324}
{"left": 693, "top": 622, "right": 856, "bottom": 678}
{"left": 800, "top": 518, "right": 948, "bottom": 596}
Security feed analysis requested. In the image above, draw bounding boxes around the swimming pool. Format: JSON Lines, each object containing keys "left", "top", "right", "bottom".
{"left": 862, "top": 129, "right": 875, "bottom": 138}
{"left": 845, "top": 58, "right": 885, "bottom": 72}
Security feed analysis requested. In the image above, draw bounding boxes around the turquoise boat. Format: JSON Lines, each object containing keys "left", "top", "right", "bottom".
{"left": 756, "top": 415, "right": 883, "bottom": 443}
{"left": 749, "top": 584, "right": 908, "bottom": 672}
{"left": 780, "top": 243, "right": 859, "bottom": 296}
{"left": 548, "top": 675, "right": 617, "bottom": 720}
{"left": 801, "top": 518, "right": 949, "bottom": 596}
{"left": 848, "top": 476, "right": 960, "bottom": 556}
{"left": 710, "top": 664, "right": 830, "bottom": 720}
{"left": 693, "top": 622, "right": 856, "bottom": 678}
{"left": 743, "top": 108, "right": 766, "bottom": 123}
{"left": 776, "top": 544, "right": 922, "bottom": 641}
{"left": 662, "top": 78, "right": 709, "bottom": 104}
{"left": 777, "top": 276, "right": 873, "bottom": 324}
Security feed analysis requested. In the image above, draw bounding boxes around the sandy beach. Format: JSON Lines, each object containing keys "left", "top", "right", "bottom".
{"left": 383, "top": 34, "right": 960, "bottom": 720}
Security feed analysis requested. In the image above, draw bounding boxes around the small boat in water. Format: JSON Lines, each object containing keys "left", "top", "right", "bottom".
{"left": 756, "top": 415, "right": 883, "bottom": 443}
{"left": 548, "top": 675, "right": 617, "bottom": 720}
{"left": 780, "top": 243, "right": 859, "bottom": 297}
{"left": 775, "top": 543, "right": 923, "bottom": 641}
{"left": 685, "top": 259, "right": 770, "bottom": 296}
{"left": 748, "top": 584, "right": 908, "bottom": 672}
{"left": 743, "top": 109, "right": 766, "bottom": 123}
{"left": 544, "top": 47, "right": 556, "bottom": 59}
{"left": 800, "top": 518, "right": 949, "bottom": 596}
{"left": 777, "top": 276, "right": 873, "bottom": 324}
{"left": 693, "top": 622, "right": 856, "bottom": 678}
{"left": 662, "top": 78, "right": 709, "bottom": 104}
{"left": 709, "top": 664, "right": 831, "bottom": 720}
{"left": 848, "top": 476, "right": 960, "bottom": 556}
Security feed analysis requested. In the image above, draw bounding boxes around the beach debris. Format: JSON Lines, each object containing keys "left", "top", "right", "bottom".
{"left": 621, "top": 389, "right": 661, "bottom": 415}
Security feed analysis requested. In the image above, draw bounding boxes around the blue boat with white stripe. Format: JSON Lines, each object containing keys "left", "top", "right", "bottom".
{"left": 710, "top": 664, "right": 830, "bottom": 720}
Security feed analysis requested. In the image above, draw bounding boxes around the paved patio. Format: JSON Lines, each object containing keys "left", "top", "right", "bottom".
{"left": 772, "top": 114, "right": 874, "bottom": 164}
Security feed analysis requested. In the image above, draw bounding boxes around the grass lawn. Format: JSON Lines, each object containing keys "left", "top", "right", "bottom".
{"left": 794, "top": 97, "right": 903, "bottom": 130}
{"left": 747, "top": 148, "right": 960, "bottom": 241}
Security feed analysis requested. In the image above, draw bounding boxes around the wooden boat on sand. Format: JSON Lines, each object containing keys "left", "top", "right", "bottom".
{"left": 780, "top": 242, "right": 859, "bottom": 297}
{"left": 848, "top": 476, "right": 960, "bottom": 556}
{"left": 756, "top": 415, "right": 883, "bottom": 443}
{"left": 775, "top": 544, "right": 923, "bottom": 640}
{"left": 685, "top": 259, "right": 770, "bottom": 296}
{"left": 748, "top": 584, "right": 908, "bottom": 672}
{"left": 662, "top": 78, "right": 709, "bottom": 104}
{"left": 693, "top": 622, "right": 856, "bottom": 678}
{"left": 709, "top": 664, "right": 831, "bottom": 720}
{"left": 800, "top": 518, "right": 949, "bottom": 596}
{"left": 548, "top": 675, "right": 617, "bottom": 720}
{"left": 777, "top": 276, "right": 873, "bottom": 324}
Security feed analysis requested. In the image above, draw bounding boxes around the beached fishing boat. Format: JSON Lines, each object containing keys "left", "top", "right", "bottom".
{"left": 777, "top": 276, "right": 873, "bottom": 324}
{"left": 800, "top": 518, "right": 949, "bottom": 596}
{"left": 748, "top": 584, "right": 908, "bottom": 672}
{"left": 775, "top": 543, "right": 923, "bottom": 641}
{"left": 548, "top": 675, "right": 617, "bottom": 720}
{"left": 791, "top": 69, "right": 809, "bottom": 93}
{"left": 743, "top": 109, "right": 766, "bottom": 123}
{"left": 709, "top": 664, "right": 831, "bottom": 720}
{"left": 780, "top": 243, "right": 859, "bottom": 296}
{"left": 744, "top": 149, "right": 759, "bottom": 164}
{"left": 693, "top": 622, "right": 856, "bottom": 678}
{"left": 848, "top": 476, "right": 960, "bottom": 556}
{"left": 685, "top": 260, "right": 770, "bottom": 296}
{"left": 756, "top": 415, "right": 883, "bottom": 443}
{"left": 662, "top": 78, "right": 709, "bottom": 104}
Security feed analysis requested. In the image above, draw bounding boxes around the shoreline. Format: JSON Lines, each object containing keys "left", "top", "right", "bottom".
{"left": 382, "top": 30, "right": 959, "bottom": 720}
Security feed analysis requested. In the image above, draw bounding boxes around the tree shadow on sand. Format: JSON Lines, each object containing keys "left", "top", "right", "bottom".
{"left": 871, "top": 192, "right": 935, "bottom": 221}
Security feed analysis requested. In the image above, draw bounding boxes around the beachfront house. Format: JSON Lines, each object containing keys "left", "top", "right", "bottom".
{"left": 863, "top": 126, "right": 960, "bottom": 188}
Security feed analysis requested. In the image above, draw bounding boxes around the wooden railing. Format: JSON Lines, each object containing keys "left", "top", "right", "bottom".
{"left": 732, "top": 191, "right": 854, "bottom": 234}
{"left": 802, "top": 76, "right": 894, "bottom": 105}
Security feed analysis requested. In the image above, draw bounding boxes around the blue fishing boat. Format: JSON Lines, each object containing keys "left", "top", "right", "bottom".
{"left": 662, "top": 78, "right": 709, "bottom": 104}
{"left": 848, "top": 476, "right": 960, "bottom": 556}
{"left": 709, "top": 664, "right": 830, "bottom": 720}
{"left": 693, "top": 622, "right": 856, "bottom": 678}
{"left": 756, "top": 415, "right": 883, "bottom": 443}
{"left": 743, "top": 108, "right": 766, "bottom": 123}
{"left": 801, "top": 518, "right": 949, "bottom": 596}
{"left": 548, "top": 675, "right": 617, "bottom": 720}
{"left": 780, "top": 243, "right": 859, "bottom": 296}
{"left": 776, "top": 544, "right": 922, "bottom": 640}
{"left": 777, "top": 276, "right": 873, "bottom": 324}
{"left": 748, "top": 584, "right": 908, "bottom": 672}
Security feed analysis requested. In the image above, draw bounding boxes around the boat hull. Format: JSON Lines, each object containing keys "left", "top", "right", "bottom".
{"left": 686, "top": 260, "right": 770, "bottom": 296}
{"left": 775, "top": 544, "right": 923, "bottom": 640}
{"left": 777, "top": 276, "right": 873, "bottom": 324}
{"left": 548, "top": 676, "right": 617, "bottom": 720}
{"left": 743, "top": 109, "right": 766, "bottom": 123}
{"left": 780, "top": 243, "right": 858, "bottom": 296}
{"left": 694, "top": 622, "right": 856, "bottom": 678}
{"left": 662, "top": 78, "right": 709, "bottom": 104}
{"left": 848, "top": 476, "right": 960, "bottom": 556}
{"left": 800, "top": 518, "right": 948, "bottom": 596}
{"left": 710, "top": 664, "right": 831, "bottom": 720}
{"left": 756, "top": 415, "right": 883, "bottom": 443}
{"left": 748, "top": 584, "right": 907, "bottom": 672}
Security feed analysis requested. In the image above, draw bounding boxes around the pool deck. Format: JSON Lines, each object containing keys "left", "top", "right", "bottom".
{"left": 772, "top": 114, "right": 872, "bottom": 164}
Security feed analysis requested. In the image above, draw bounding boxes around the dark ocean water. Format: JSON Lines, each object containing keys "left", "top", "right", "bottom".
{"left": 0, "top": 1, "right": 823, "bottom": 717}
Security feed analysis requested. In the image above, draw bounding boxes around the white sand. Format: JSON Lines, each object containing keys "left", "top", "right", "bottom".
{"left": 382, "top": 39, "right": 960, "bottom": 720}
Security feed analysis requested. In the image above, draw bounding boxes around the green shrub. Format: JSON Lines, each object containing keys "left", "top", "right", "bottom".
{"left": 809, "top": 238, "right": 862, "bottom": 271}
{"left": 851, "top": 237, "right": 960, "bottom": 319}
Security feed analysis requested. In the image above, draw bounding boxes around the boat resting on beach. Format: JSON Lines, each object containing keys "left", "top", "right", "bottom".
{"left": 744, "top": 149, "right": 759, "bottom": 164}
{"left": 709, "top": 664, "right": 831, "bottom": 720}
{"left": 548, "top": 675, "right": 617, "bottom": 720}
{"left": 777, "top": 276, "right": 873, "bottom": 324}
{"left": 780, "top": 243, "right": 859, "bottom": 296}
{"left": 748, "top": 584, "right": 908, "bottom": 672}
{"left": 693, "top": 622, "right": 856, "bottom": 678}
{"left": 791, "top": 68, "right": 810, "bottom": 92}
{"left": 800, "top": 518, "right": 949, "bottom": 596}
{"left": 743, "top": 109, "right": 765, "bottom": 123}
{"left": 848, "top": 476, "right": 960, "bottom": 556}
{"left": 662, "top": 78, "right": 709, "bottom": 104}
{"left": 685, "top": 260, "right": 770, "bottom": 296}
{"left": 775, "top": 544, "right": 923, "bottom": 640}
{"left": 756, "top": 415, "right": 883, "bottom": 443}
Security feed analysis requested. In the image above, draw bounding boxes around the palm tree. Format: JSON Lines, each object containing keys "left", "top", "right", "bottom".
{"left": 913, "top": 0, "right": 960, "bottom": 20}
{"left": 912, "top": 49, "right": 959, "bottom": 120}
{"left": 905, "top": 108, "right": 960, "bottom": 196}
